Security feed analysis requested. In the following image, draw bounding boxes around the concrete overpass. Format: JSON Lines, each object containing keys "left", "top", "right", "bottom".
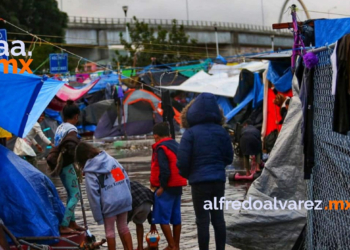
{"left": 65, "top": 16, "right": 293, "bottom": 62}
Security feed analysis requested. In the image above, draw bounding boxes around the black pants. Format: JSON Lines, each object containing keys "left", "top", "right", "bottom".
{"left": 191, "top": 182, "right": 226, "bottom": 250}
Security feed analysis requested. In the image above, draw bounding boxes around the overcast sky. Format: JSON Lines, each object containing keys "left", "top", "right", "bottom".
{"left": 58, "top": 0, "right": 350, "bottom": 26}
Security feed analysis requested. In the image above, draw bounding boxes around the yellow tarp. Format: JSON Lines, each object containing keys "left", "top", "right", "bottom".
{"left": 0, "top": 127, "right": 12, "bottom": 138}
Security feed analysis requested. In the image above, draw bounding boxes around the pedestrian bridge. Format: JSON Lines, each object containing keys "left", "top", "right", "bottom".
{"left": 65, "top": 16, "right": 294, "bottom": 60}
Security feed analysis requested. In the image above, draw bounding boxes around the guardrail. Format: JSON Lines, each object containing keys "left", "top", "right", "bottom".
{"left": 68, "top": 16, "right": 290, "bottom": 34}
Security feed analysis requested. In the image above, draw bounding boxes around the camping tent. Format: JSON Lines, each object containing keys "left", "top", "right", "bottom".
{"left": 94, "top": 89, "right": 180, "bottom": 138}
{"left": 0, "top": 145, "right": 65, "bottom": 242}
{"left": 0, "top": 64, "right": 64, "bottom": 138}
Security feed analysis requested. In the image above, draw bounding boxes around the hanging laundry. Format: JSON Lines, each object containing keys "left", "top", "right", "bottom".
{"left": 332, "top": 34, "right": 350, "bottom": 134}
{"left": 299, "top": 66, "right": 315, "bottom": 179}
{"left": 330, "top": 42, "right": 338, "bottom": 95}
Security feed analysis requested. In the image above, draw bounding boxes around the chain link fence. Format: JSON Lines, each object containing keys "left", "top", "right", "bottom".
{"left": 306, "top": 49, "right": 350, "bottom": 249}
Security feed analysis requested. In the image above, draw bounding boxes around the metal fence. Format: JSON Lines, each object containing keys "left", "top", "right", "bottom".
{"left": 306, "top": 48, "right": 350, "bottom": 249}
{"left": 68, "top": 16, "right": 290, "bottom": 34}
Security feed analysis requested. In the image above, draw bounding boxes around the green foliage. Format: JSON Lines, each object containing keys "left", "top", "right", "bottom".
{"left": 116, "top": 17, "right": 198, "bottom": 67}
{"left": 0, "top": 0, "right": 68, "bottom": 71}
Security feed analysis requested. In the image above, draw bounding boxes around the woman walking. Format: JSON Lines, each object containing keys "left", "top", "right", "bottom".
{"left": 177, "top": 93, "right": 233, "bottom": 250}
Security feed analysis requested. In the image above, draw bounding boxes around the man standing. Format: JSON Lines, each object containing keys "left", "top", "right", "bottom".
{"left": 14, "top": 113, "right": 54, "bottom": 167}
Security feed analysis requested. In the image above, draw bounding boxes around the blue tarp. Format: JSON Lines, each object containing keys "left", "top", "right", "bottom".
{"left": 215, "top": 55, "right": 228, "bottom": 65}
{"left": 315, "top": 18, "right": 350, "bottom": 47}
{"left": 216, "top": 96, "right": 233, "bottom": 116}
{"left": 45, "top": 108, "right": 63, "bottom": 124}
{"left": 0, "top": 145, "right": 65, "bottom": 243}
{"left": 253, "top": 72, "right": 264, "bottom": 108}
{"left": 226, "top": 90, "right": 254, "bottom": 121}
{"left": 266, "top": 61, "right": 292, "bottom": 93}
{"left": 0, "top": 64, "right": 64, "bottom": 138}
{"left": 226, "top": 73, "right": 264, "bottom": 121}
{"left": 88, "top": 74, "right": 125, "bottom": 94}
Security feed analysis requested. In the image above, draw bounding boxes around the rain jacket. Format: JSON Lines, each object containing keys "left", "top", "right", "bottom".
{"left": 177, "top": 93, "right": 233, "bottom": 185}
{"left": 83, "top": 151, "right": 132, "bottom": 225}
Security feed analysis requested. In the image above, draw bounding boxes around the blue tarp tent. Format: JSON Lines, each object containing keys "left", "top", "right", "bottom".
{"left": 0, "top": 64, "right": 64, "bottom": 138}
{"left": 315, "top": 18, "right": 350, "bottom": 47}
{"left": 216, "top": 96, "right": 233, "bottom": 116}
{"left": 266, "top": 61, "right": 292, "bottom": 93}
{"left": 226, "top": 73, "right": 264, "bottom": 121}
{"left": 0, "top": 145, "right": 65, "bottom": 242}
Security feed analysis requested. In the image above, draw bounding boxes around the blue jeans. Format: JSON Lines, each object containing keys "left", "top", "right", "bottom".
{"left": 191, "top": 182, "right": 226, "bottom": 250}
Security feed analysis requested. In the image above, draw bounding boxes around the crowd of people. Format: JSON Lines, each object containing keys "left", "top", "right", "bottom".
{"left": 0, "top": 83, "right": 293, "bottom": 250}
{"left": 3, "top": 92, "right": 232, "bottom": 250}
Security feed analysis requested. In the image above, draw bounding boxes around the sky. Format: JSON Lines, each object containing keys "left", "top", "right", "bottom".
{"left": 58, "top": 0, "right": 350, "bottom": 27}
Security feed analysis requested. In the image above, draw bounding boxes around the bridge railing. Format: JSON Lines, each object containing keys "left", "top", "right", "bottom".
{"left": 68, "top": 16, "right": 290, "bottom": 34}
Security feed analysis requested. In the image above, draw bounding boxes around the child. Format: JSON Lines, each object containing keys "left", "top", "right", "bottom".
{"left": 53, "top": 101, "right": 84, "bottom": 234}
{"left": 128, "top": 181, "right": 157, "bottom": 250}
{"left": 150, "top": 122, "right": 187, "bottom": 250}
{"left": 75, "top": 142, "right": 133, "bottom": 250}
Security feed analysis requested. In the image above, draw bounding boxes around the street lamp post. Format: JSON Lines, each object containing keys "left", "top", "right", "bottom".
{"left": 327, "top": 6, "right": 336, "bottom": 18}
{"left": 214, "top": 23, "right": 219, "bottom": 56}
{"left": 186, "top": 0, "right": 189, "bottom": 25}
{"left": 122, "top": 6, "right": 130, "bottom": 57}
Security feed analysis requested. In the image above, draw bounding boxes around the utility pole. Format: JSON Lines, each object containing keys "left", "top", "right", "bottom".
{"left": 261, "top": 0, "right": 265, "bottom": 26}
{"left": 122, "top": 6, "right": 130, "bottom": 57}
{"left": 214, "top": 23, "right": 219, "bottom": 56}
{"left": 186, "top": 0, "right": 189, "bottom": 25}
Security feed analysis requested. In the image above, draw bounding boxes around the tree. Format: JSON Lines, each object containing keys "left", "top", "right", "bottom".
{"left": 116, "top": 17, "right": 198, "bottom": 67}
{"left": 0, "top": 0, "right": 68, "bottom": 71}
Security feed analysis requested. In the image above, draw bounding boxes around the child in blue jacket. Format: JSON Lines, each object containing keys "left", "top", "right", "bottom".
{"left": 177, "top": 93, "right": 233, "bottom": 250}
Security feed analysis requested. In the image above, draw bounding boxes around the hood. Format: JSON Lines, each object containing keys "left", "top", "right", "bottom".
{"left": 83, "top": 151, "right": 117, "bottom": 174}
{"left": 180, "top": 93, "right": 225, "bottom": 128}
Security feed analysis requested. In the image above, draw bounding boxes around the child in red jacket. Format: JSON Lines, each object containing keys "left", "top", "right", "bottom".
{"left": 150, "top": 122, "right": 187, "bottom": 250}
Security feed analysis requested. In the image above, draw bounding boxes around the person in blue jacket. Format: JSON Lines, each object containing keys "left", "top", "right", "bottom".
{"left": 177, "top": 92, "right": 233, "bottom": 250}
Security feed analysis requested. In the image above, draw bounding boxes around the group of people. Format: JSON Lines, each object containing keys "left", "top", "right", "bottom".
{"left": 9, "top": 92, "right": 233, "bottom": 250}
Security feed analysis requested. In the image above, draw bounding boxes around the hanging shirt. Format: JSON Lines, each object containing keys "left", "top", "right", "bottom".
{"left": 333, "top": 34, "right": 350, "bottom": 134}
{"left": 331, "top": 41, "right": 338, "bottom": 95}
{"left": 14, "top": 122, "right": 52, "bottom": 156}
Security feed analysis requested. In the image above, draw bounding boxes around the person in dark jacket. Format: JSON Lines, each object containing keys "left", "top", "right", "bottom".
{"left": 240, "top": 120, "right": 262, "bottom": 176}
{"left": 177, "top": 93, "right": 233, "bottom": 250}
{"left": 150, "top": 122, "right": 187, "bottom": 250}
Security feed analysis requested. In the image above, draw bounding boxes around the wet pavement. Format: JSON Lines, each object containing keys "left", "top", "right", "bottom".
{"left": 38, "top": 156, "right": 249, "bottom": 250}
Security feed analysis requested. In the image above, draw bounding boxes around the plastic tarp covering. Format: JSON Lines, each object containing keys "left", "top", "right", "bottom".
{"left": 0, "top": 145, "right": 65, "bottom": 243}
{"left": 266, "top": 61, "right": 292, "bottom": 93}
{"left": 45, "top": 109, "right": 63, "bottom": 124}
{"left": 228, "top": 76, "right": 306, "bottom": 250}
{"left": 88, "top": 74, "right": 123, "bottom": 94}
{"left": 314, "top": 18, "right": 350, "bottom": 47}
{"left": 209, "top": 61, "right": 268, "bottom": 76}
{"left": 216, "top": 96, "right": 233, "bottom": 116}
{"left": 252, "top": 72, "right": 264, "bottom": 108}
{"left": 159, "top": 71, "right": 240, "bottom": 98}
{"left": 56, "top": 78, "right": 100, "bottom": 101}
{"left": 171, "top": 60, "right": 210, "bottom": 78}
{"left": 0, "top": 64, "right": 64, "bottom": 138}
{"left": 226, "top": 73, "right": 264, "bottom": 121}
{"left": 226, "top": 90, "right": 254, "bottom": 121}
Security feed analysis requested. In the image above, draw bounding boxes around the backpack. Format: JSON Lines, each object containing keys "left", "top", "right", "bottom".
{"left": 46, "top": 131, "right": 80, "bottom": 176}
{"left": 264, "top": 129, "right": 279, "bottom": 153}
